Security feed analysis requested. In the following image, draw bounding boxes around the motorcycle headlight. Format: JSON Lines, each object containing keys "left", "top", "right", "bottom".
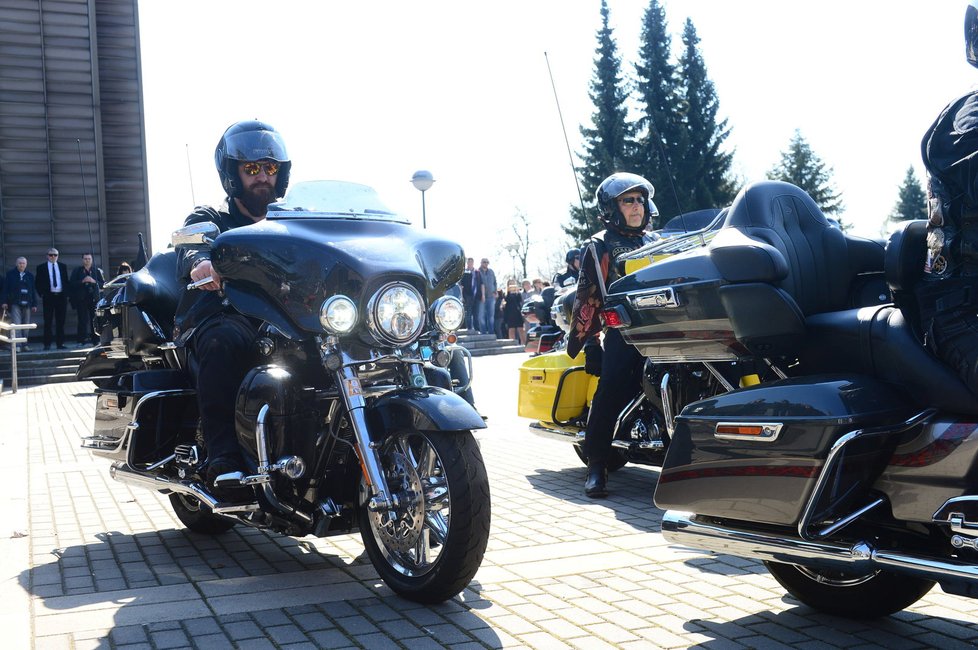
{"left": 367, "top": 282, "right": 425, "bottom": 345}
{"left": 431, "top": 296, "right": 465, "bottom": 333}
{"left": 319, "top": 295, "right": 358, "bottom": 334}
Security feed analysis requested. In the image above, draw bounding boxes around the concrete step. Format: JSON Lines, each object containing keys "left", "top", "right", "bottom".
{"left": 0, "top": 345, "right": 91, "bottom": 387}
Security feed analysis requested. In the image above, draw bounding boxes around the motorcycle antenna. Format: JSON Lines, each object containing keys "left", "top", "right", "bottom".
{"left": 76, "top": 138, "right": 99, "bottom": 267}
{"left": 544, "top": 52, "right": 588, "bottom": 217}
{"left": 185, "top": 143, "right": 197, "bottom": 206}
{"left": 645, "top": 116, "right": 689, "bottom": 232}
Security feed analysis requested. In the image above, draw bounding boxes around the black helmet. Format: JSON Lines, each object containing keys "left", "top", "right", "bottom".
{"left": 595, "top": 172, "right": 658, "bottom": 235}
{"left": 968, "top": 1, "right": 978, "bottom": 68}
{"left": 565, "top": 248, "right": 580, "bottom": 264}
{"left": 215, "top": 120, "right": 291, "bottom": 199}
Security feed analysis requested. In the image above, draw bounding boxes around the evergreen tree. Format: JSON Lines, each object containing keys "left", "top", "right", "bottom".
{"left": 632, "top": 0, "right": 686, "bottom": 227}
{"left": 889, "top": 166, "right": 927, "bottom": 223}
{"left": 563, "top": 0, "right": 635, "bottom": 242}
{"left": 675, "top": 19, "right": 737, "bottom": 213}
{"left": 768, "top": 129, "right": 844, "bottom": 216}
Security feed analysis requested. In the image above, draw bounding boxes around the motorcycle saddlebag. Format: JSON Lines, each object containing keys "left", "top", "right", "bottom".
{"left": 88, "top": 369, "right": 196, "bottom": 466}
{"left": 518, "top": 350, "right": 597, "bottom": 424}
{"left": 654, "top": 374, "right": 909, "bottom": 527}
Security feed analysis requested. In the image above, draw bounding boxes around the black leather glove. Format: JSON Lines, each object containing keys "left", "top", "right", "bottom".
{"left": 584, "top": 344, "right": 603, "bottom": 377}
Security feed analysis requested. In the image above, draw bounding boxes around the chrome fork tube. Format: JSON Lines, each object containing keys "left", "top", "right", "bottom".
{"left": 660, "top": 372, "right": 674, "bottom": 437}
{"left": 334, "top": 361, "right": 394, "bottom": 511}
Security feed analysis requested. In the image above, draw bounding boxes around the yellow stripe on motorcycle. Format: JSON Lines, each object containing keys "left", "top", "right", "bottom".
{"left": 624, "top": 257, "right": 652, "bottom": 274}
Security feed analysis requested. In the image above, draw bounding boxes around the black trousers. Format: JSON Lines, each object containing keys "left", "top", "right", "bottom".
{"left": 76, "top": 300, "right": 98, "bottom": 344}
{"left": 933, "top": 309, "right": 978, "bottom": 393}
{"left": 41, "top": 293, "right": 67, "bottom": 347}
{"left": 188, "top": 314, "right": 259, "bottom": 462}
{"left": 583, "top": 328, "right": 644, "bottom": 465}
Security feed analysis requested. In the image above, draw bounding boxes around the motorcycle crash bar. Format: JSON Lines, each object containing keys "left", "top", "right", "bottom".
{"left": 662, "top": 511, "right": 978, "bottom": 585}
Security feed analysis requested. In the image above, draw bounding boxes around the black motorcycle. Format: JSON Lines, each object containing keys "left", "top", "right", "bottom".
{"left": 605, "top": 179, "right": 978, "bottom": 618}
{"left": 81, "top": 181, "right": 491, "bottom": 604}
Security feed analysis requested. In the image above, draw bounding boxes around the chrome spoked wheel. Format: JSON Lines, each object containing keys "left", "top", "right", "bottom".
{"left": 365, "top": 431, "right": 449, "bottom": 576}
{"left": 358, "top": 429, "right": 490, "bottom": 604}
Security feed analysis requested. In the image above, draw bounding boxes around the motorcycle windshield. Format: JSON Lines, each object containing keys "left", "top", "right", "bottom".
{"left": 266, "top": 180, "right": 408, "bottom": 223}
{"left": 212, "top": 182, "right": 463, "bottom": 338}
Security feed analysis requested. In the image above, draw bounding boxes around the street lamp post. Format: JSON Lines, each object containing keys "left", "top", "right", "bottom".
{"left": 411, "top": 170, "right": 435, "bottom": 229}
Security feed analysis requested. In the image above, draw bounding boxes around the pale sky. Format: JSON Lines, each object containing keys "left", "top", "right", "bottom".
{"left": 139, "top": 1, "right": 975, "bottom": 280}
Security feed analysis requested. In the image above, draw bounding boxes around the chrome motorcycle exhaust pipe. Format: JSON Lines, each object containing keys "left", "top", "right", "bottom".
{"left": 109, "top": 461, "right": 255, "bottom": 515}
{"left": 662, "top": 511, "right": 978, "bottom": 583}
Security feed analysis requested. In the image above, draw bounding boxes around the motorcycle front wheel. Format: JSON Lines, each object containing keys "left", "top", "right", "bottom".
{"left": 358, "top": 429, "right": 491, "bottom": 604}
{"left": 764, "top": 561, "right": 935, "bottom": 618}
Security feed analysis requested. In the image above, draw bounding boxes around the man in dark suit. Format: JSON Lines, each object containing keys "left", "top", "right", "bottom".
{"left": 35, "top": 247, "right": 69, "bottom": 349}
{"left": 68, "top": 252, "right": 105, "bottom": 347}
{"left": 461, "top": 257, "right": 476, "bottom": 332}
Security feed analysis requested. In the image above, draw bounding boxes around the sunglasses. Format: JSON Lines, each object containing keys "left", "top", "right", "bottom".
{"left": 241, "top": 161, "right": 280, "bottom": 176}
{"left": 617, "top": 196, "right": 644, "bottom": 205}
{"left": 48, "top": 253, "right": 58, "bottom": 257}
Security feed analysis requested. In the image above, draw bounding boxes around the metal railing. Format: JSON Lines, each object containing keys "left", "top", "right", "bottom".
{"left": 0, "top": 320, "right": 38, "bottom": 394}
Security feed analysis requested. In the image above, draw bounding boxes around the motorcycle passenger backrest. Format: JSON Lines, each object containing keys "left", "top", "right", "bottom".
{"left": 123, "top": 250, "right": 181, "bottom": 336}
{"left": 722, "top": 181, "right": 857, "bottom": 316}
{"left": 884, "top": 220, "right": 927, "bottom": 294}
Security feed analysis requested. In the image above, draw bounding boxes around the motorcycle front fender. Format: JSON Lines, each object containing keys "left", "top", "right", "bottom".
{"left": 367, "top": 386, "right": 486, "bottom": 433}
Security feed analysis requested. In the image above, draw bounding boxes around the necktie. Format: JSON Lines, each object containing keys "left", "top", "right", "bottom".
{"left": 51, "top": 263, "right": 57, "bottom": 289}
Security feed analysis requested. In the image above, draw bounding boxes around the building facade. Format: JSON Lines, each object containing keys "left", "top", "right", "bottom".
{"left": 0, "top": 0, "right": 150, "bottom": 288}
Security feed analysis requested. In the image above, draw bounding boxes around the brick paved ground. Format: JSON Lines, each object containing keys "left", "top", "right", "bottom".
{"left": 4, "top": 354, "right": 978, "bottom": 648}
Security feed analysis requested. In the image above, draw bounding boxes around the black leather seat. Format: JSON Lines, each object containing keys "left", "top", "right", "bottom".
{"left": 711, "top": 181, "right": 887, "bottom": 357}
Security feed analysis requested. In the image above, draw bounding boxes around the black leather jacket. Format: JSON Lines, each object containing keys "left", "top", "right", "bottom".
{"left": 173, "top": 200, "right": 257, "bottom": 341}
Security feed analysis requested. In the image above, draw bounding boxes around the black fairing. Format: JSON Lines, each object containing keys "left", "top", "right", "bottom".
{"left": 212, "top": 218, "right": 464, "bottom": 339}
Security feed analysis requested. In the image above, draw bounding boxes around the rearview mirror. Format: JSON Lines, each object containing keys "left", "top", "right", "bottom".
{"left": 171, "top": 222, "right": 220, "bottom": 248}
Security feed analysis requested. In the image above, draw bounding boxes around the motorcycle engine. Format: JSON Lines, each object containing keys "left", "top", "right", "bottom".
{"left": 234, "top": 365, "right": 308, "bottom": 463}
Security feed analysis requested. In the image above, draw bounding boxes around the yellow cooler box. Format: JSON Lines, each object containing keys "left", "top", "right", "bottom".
{"left": 518, "top": 350, "right": 598, "bottom": 423}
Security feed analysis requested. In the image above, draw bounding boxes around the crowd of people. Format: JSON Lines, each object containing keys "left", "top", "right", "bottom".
{"left": 452, "top": 252, "right": 580, "bottom": 345}
{"left": 0, "top": 250, "right": 132, "bottom": 352}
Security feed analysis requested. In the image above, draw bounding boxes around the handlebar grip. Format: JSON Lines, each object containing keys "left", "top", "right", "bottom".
{"left": 186, "top": 276, "right": 214, "bottom": 290}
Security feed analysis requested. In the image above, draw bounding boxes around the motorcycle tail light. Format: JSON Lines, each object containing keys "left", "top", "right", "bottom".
{"left": 601, "top": 305, "right": 630, "bottom": 328}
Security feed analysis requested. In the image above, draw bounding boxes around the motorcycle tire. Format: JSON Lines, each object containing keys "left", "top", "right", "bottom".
{"left": 168, "top": 494, "right": 237, "bottom": 535}
{"left": 358, "top": 429, "right": 490, "bottom": 604}
{"left": 764, "top": 561, "right": 935, "bottom": 619}
{"left": 572, "top": 445, "right": 628, "bottom": 472}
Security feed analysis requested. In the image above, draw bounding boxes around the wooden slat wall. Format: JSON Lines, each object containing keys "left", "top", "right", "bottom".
{"left": 0, "top": 0, "right": 148, "bottom": 281}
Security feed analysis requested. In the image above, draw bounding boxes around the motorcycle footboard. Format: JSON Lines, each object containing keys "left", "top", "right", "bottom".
{"left": 653, "top": 375, "right": 912, "bottom": 528}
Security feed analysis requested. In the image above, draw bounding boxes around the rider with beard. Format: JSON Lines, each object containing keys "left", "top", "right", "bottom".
{"left": 917, "top": 1, "right": 978, "bottom": 395}
{"left": 567, "top": 173, "right": 656, "bottom": 498}
{"left": 174, "top": 120, "right": 292, "bottom": 494}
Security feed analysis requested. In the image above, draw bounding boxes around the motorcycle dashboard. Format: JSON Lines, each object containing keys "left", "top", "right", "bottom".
{"left": 266, "top": 180, "right": 410, "bottom": 224}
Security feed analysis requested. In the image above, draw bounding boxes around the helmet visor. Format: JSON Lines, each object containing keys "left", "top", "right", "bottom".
{"left": 223, "top": 129, "right": 289, "bottom": 162}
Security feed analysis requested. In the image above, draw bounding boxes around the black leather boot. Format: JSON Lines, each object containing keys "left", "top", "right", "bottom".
{"left": 584, "top": 462, "right": 608, "bottom": 498}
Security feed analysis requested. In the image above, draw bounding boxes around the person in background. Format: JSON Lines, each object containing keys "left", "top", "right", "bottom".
{"left": 36, "top": 247, "right": 69, "bottom": 350}
{"left": 461, "top": 257, "right": 476, "bottom": 331}
{"left": 116, "top": 261, "right": 133, "bottom": 278}
{"left": 552, "top": 249, "right": 581, "bottom": 288}
{"left": 494, "top": 288, "right": 506, "bottom": 338}
{"left": 503, "top": 280, "right": 524, "bottom": 344}
{"left": 475, "top": 258, "right": 497, "bottom": 335}
{"left": 2, "top": 257, "right": 37, "bottom": 352}
{"left": 567, "top": 172, "right": 657, "bottom": 498}
{"left": 69, "top": 253, "right": 105, "bottom": 347}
